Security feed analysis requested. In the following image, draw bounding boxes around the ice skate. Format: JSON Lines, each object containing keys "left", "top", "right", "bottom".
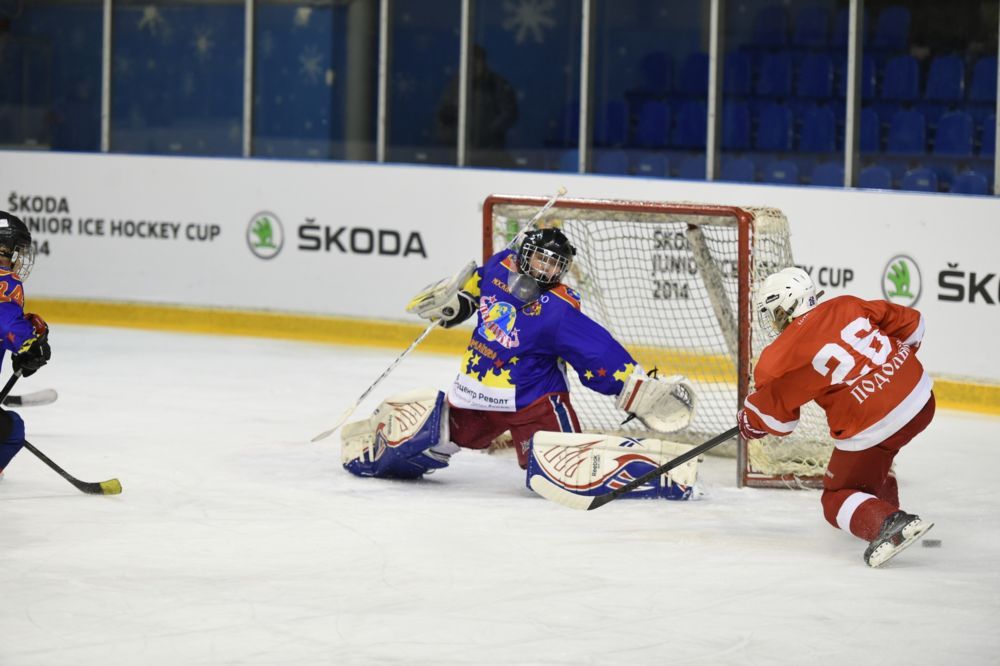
{"left": 864, "top": 511, "right": 934, "bottom": 568}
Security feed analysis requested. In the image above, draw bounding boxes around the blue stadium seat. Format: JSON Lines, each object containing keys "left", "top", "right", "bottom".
{"left": 797, "top": 53, "right": 834, "bottom": 99}
{"left": 886, "top": 109, "right": 926, "bottom": 154}
{"left": 837, "top": 55, "right": 876, "bottom": 98}
{"left": 551, "top": 100, "right": 580, "bottom": 147}
{"left": 594, "top": 99, "right": 629, "bottom": 146}
{"left": 811, "top": 161, "right": 844, "bottom": 186}
{"left": 723, "top": 102, "right": 751, "bottom": 150}
{"left": 872, "top": 5, "right": 910, "bottom": 51}
{"left": 933, "top": 111, "right": 973, "bottom": 157}
{"left": 678, "top": 53, "right": 708, "bottom": 96}
{"left": 636, "top": 101, "right": 671, "bottom": 149}
{"left": 594, "top": 149, "right": 630, "bottom": 175}
{"left": 861, "top": 107, "right": 882, "bottom": 152}
{"left": 637, "top": 51, "right": 673, "bottom": 95}
{"left": 833, "top": 7, "right": 868, "bottom": 48}
{"left": 924, "top": 55, "right": 965, "bottom": 102}
{"left": 950, "top": 170, "right": 989, "bottom": 195}
{"left": 632, "top": 152, "right": 670, "bottom": 177}
{"left": 982, "top": 114, "right": 996, "bottom": 156}
{"left": 755, "top": 52, "right": 793, "bottom": 98}
{"left": 970, "top": 56, "right": 998, "bottom": 103}
{"left": 901, "top": 167, "right": 938, "bottom": 192}
{"left": 799, "top": 106, "right": 836, "bottom": 152}
{"left": 672, "top": 100, "right": 707, "bottom": 149}
{"left": 556, "top": 149, "right": 579, "bottom": 172}
{"left": 882, "top": 55, "right": 920, "bottom": 102}
{"left": 755, "top": 103, "right": 793, "bottom": 151}
{"left": 724, "top": 52, "right": 752, "bottom": 96}
{"left": 859, "top": 165, "right": 893, "bottom": 189}
{"left": 721, "top": 156, "right": 756, "bottom": 182}
{"left": 793, "top": 5, "right": 830, "bottom": 48}
{"left": 752, "top": 5, "right": 789, "bottom": 48}
{"left": 762, "top": 159, "right": 799, "bottom": 184}
{"left": 678, "top": 155, "right": 706, "bottom": 180}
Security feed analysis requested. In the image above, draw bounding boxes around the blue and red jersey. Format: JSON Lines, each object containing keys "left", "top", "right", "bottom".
{"left": 447, "top": 250, "right": 638, "bottom": 412}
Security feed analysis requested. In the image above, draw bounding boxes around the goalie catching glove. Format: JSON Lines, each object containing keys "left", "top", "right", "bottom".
{"left": 615, "top": 370, "right": 696, "bottom": 433}
{"left": 406, "top": 260, "right": 478, "bottom": 328}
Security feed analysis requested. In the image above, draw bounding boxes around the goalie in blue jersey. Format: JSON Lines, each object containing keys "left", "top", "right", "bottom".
{"left": 0, "top": 211, "right": 52, "bottom": 481}
{"left": 341, "top": 227, "right": 699, "bottom": 500}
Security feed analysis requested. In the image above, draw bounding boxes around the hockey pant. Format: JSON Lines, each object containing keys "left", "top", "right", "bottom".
{"left": 448, "top": 392, "right": 582, "bottom": 469}
{"left": 821, "top": 394, "right": 936, "bottom": 541}
{"left": 0, "top": 410, "right": 25, "bottom": 472}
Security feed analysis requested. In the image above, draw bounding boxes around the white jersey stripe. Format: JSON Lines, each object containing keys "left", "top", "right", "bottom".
{"left": 743, "top": 397, "right": 799, "bottom": 434}
{"left": 834, "top": 371, "right": 934, "bottom": 451}
{"left": 836, "top": 491, "right": 877, "bottom": 532}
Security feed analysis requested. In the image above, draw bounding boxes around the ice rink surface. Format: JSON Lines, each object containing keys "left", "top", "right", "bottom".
{"left": 1, "top": 325, "right": 998, "bottom": 665}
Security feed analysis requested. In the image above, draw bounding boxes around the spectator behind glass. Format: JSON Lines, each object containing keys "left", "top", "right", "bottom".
{"left": 437, "top": 45, "right": 519, "bottom": 168}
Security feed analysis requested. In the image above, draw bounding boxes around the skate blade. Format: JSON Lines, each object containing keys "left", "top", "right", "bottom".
{"left": 868, "top": 520, "right": 935, "bottom": 568}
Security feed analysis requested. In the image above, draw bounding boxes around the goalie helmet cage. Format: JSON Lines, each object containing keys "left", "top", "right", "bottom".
{"left": 482, "top": 194, "right": 835, "bottom": 489}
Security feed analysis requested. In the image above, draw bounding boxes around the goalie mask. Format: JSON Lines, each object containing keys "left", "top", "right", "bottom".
{"left": 755, "top": 267, "right": 819, "bottom": 333}
{"left": 0, "top": 211, "right": 35, "bottom": 281}
{"left": 516, "top": 228, "right": 576, "bottom": 289}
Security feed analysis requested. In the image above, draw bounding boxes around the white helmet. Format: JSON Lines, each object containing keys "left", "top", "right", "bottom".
{"left": 755, "top": 267, "right": 819, "bottom": 332}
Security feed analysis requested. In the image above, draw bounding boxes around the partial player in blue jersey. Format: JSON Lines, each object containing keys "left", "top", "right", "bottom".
{"left": 341, "top": 227, "right": 697, "bottom": 498}
{"left": 0, "top": 211, "right": 52, "bottom": 481}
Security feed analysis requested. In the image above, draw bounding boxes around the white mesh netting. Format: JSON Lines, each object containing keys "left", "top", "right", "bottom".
{"left": 486, "top": 197, "right": 835, "bottom": 486}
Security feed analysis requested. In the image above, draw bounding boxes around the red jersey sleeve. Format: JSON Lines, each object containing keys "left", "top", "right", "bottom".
{"left": 859, "top": 298, "right": 925, "bottom": 347}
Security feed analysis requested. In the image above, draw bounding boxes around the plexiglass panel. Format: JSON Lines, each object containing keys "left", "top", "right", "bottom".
{"left": 0, "top": 0, "right": 102, "bottom": 151}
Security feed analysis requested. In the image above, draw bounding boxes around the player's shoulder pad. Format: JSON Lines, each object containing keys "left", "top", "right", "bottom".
{"left": 0, "top": 269, "right": 24, "bottom": 285}
{"left": 547, "top": 284, "right": 581, "bottom": 310}
{"left": 0, "top": 270, "right": 25, "bottom": 308}
{"left": 498, "top": 252, "right": 518, "bottom": 274}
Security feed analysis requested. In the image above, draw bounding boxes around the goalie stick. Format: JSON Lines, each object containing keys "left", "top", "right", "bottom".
{"left": 529, "top": 426, "right": 739, "bottom": 510}
{"left": 0, "top": 373, "right": 122, "bottom": 495}
{"left": 310, "top": 186, "right": 569, "bottom": 443}
{"left": 4, "top": 388, "right": 58, "bottom": 407}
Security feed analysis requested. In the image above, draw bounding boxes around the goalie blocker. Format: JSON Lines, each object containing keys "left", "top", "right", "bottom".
{"left": 526, "top": 431, "right": 700, "bottom": 501}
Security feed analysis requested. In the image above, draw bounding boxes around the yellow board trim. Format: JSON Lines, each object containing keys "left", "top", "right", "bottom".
{"left": 25, "top": 298, "right": 1000, "bottom": 416}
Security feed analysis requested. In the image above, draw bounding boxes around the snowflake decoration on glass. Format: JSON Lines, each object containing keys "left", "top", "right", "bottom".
{"left": 502, "top": 0, "right": 556, "bottom": 45}
{"left": 294, "top": 7, "right": 313, "bottom": 28}
{"left": 192, "top": 26, "right": 215, "bottom": 62}
{"left": 299, "top": 45, "right": 324, "bottom": 84}
{"left": 137, "top": 5, "right": 166, "bottom": 35}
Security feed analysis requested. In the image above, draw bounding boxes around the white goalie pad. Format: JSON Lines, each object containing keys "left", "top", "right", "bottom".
{"left": 341, "top": 388, "right": 451, "bottom": 465}
{"left": 405, "top": 260, "right": 478, "bottom": 321}
{"left": 527, "top": 432, "right": 700, "bottom": 500}
{"left": 615, "top": 372, "right": 696, "bottom": 433}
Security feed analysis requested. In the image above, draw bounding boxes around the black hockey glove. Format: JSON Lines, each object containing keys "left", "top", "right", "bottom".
{"left": 13, "top": 315, "right": 51, "bottom": 377}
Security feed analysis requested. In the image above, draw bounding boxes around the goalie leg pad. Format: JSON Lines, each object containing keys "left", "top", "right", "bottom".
{"left": 526, "top": 431, "right": 699, "bottom": 501}
{"left": 342, "top": 389, "right": 452, "bottom": 480}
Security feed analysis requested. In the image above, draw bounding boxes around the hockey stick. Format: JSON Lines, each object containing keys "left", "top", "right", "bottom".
{"left": 310, "top": 186, "right": 568, "bottom": 443}
{"left": 22, "top": 440, "right": 122, "bottom": 495}
{"left": 529, "top": 426, "right": 739, "bottom": 511}
{"left": 3, "top": 388, "right": 58, "bottom": 407}
{"left": 0, "top": 373, "right": 121, "bottom": 495}
{"left": 310, "top": 321, "right": 441, "bottom": 442}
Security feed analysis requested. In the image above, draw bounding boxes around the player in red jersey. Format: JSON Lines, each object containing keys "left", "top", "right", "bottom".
{"left": 737, "top": 267, "right": 935, "bottom": 567}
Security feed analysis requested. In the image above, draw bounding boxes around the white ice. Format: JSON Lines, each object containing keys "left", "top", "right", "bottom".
{"left": 1, "top": 325, "right": 998, "bottom": 665}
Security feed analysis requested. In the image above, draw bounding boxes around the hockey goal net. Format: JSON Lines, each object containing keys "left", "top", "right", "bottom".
{"left": 482, "top": 194, "right": 834, "bottom": 488}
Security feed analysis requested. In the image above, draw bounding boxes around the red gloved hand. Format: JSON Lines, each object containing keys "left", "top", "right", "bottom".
{"left": 737, "top": 408, "right": 769, "bottom": 440}
{"left": 24, "top": 313, "right": 48, "bottom": 337}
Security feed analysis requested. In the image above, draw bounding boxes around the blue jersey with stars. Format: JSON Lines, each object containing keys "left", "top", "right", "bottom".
{"left": 446, "top": 250, "right": 638, "bottom": 412}
{"left": 0, "top": 271, "right": 36, "bottom": 370}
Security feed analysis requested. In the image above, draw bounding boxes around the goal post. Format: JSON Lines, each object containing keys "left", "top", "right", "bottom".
{"left": 481, "top": 194, "right": 834, "bottom": 489}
